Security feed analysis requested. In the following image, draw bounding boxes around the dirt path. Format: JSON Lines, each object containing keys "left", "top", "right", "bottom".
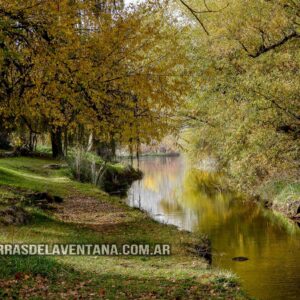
{"left": 54, "top": 194, "right": 128, "bottom": 228}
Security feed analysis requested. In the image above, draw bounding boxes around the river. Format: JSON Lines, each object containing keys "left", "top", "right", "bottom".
{"left": 126, "top": 156, "right": 300, "bottom": 300}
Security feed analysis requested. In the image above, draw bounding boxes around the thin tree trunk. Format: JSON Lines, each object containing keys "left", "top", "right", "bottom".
{"left": 63, "top": 127, "right": 68, "bottom": 156}
{"left": 110, "top": 136, "right": 116, "bottom": 161}
{"left": 87, "top": 132, "right": 93, "bottom": 152}
{"left": 129, "top": 139, "right": 133, "bottom": 166}
{"left": 51, "top": 127, "right": 64, "bottom": 158}
{"left": 136, "top": 138, "right": 140, "bottom": 170}
{"left": 28, "top": 131, "right": 37, "bottom": 152}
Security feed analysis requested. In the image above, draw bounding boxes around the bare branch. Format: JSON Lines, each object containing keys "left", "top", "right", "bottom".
{"left": 178, "top": 0, "right": 229, "bottom": 35}
{"left": 241, "top": 31, "right": 299, "bottom": 58}
{"left": 179, "top": 0, "right": 209, "bottom": 35}
{"left": 253, "top": 89, "right": 300, "bottom": 122}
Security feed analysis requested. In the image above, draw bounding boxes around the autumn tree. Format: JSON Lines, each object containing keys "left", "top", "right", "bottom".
{"left": 177, "top": 0, "right": 300, "bottom": 190}
{"left": 0, "top": 1, "right": 54, "bottom": 150}
{"left": 0, "top": 0, "right": 193, "bottom": 157}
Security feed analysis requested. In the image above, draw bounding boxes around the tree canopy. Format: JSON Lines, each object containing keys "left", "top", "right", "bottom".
{"left": 0, "top": 0, "right": 192, "bottom": 157}
{"left": 178, "top": 0, "right": 299, "bottom": 189}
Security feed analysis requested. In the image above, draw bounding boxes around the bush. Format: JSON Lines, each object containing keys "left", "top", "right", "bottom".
{"left": 67, "top": 148, "right": 142, "bottom": 195}
{"left": 67, "top": 148, "right": 106, "bottom": 185}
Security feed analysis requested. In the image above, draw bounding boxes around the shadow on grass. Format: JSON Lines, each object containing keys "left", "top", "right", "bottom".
{"left": 0, "top": 254, "right": 243, "bottom": 300}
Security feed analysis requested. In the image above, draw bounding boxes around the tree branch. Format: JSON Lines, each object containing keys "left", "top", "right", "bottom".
{"left": 253, "top": 89, "right": 300, "bottom": 122}
{"left": 178, "top": 0, "right": 229, "bottom": 35}
{"left": 242, "top": 31, "right": 299, "bottom": 58}
{"left": 179, "top": 0, "right": 210, "bottom": 35}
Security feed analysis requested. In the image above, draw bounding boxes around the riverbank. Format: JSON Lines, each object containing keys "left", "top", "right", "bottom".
{"left": 256, "top": 179, "right": 300, "bottom": 225}
{"left": 0, "top": 157, "right": 248, "bottom": 299}
{"left": 117, "top": 152, "right": 180, "bottom": 159}
{"left": 225, "top": 177, "right": 300, "bottom": 226}
{"left": 193, "top": 156, "right": 300, "bottom": 225}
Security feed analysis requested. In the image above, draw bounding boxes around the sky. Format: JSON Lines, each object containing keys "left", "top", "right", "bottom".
{"left": 124, "top": 0, "right": 142, "bottom": 6}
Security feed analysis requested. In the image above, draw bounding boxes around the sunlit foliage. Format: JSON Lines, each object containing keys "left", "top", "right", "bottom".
{"left": 178, "top": 0, "right": 300, "bottom": 190}
{"left": 0, "top": 0, "right": 192, "bottom": 157}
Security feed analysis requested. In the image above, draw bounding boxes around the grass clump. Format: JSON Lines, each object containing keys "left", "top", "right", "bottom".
{"left": 259, "top": 180, "right": 300, "bottom": 218}
{"left": 67, "top": 148, "right": 142, "bottom": 195}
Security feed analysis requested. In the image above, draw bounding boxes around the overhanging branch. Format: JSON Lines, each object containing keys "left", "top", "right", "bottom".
{"left": 239, "top": 31, "right": 299, "bottom": 58}
{"left": 178, "top": 0, "right": 229, "bottom": 35}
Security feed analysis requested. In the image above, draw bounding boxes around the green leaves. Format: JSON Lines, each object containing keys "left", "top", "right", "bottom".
{"left": 181, "top": 0, "right": 300, "bottom": 190}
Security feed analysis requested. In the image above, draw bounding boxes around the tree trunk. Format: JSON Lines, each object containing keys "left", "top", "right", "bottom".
{"left": 28, "top": 131, "right": 37, "bottom": 152}
{"left": 110, "top": 136, "right": 116, "bottom": 161}
{"left": 63, "top": 127, "right": 68, "bottom": 156}
{"left": 51, "top": 127, "right": 64, "bottom": 158}
{"left": 136, "top": 137, "right": 140, "bottom": 169}
{"left": 129, "top": 140, "right": 133, "bottom": 166}
{"left": 86, "top": 132, "right": 93, "bottom": 152}
{"left": 0, "top": 127, "right": 11, "bottom": 150}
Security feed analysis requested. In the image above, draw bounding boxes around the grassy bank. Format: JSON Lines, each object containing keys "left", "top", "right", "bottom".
{"left": 118, "top": 152, "right": 180, "bottom": 159}
{"left": 66, "top": 150, "right": 142, "bottom": 195}
{"left": 257, "top": 180, "right": 300, "bottom": 223}
{"left": 0, "top": 157, "right": 248, "bottom": 299}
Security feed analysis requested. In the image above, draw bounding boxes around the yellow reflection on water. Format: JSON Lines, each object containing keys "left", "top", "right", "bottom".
{"left": 128, "top": 157, "right": 300, "bottom": 300}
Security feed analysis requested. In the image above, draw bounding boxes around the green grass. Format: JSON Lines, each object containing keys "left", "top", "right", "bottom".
{"left": 259, "top": 179, "right": 300, "bottom": 218}
{"left": 0, "top": 157, "right": 104, "bottom": 197}
{"left": 272, "top": 182, "right": 300, "bottom": 203}
{"left": 35, "top": 145, "right": 53, "bottom": 155}
{"left": 0, "top": 157, "right": 249, "bottom": 299}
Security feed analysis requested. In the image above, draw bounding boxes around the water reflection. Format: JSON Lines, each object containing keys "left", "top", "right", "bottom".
{"left": 127, "top": 156, "right": 300, "bottom": 300}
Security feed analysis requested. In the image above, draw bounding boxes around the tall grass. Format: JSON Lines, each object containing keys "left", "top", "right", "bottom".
{"left": 67, "top": 148, "right": 106, "bottom": 186}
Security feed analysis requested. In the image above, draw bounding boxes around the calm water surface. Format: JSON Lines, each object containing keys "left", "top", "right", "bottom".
{"left": 126, "top": 156, "right": 300, "bottom": 300}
